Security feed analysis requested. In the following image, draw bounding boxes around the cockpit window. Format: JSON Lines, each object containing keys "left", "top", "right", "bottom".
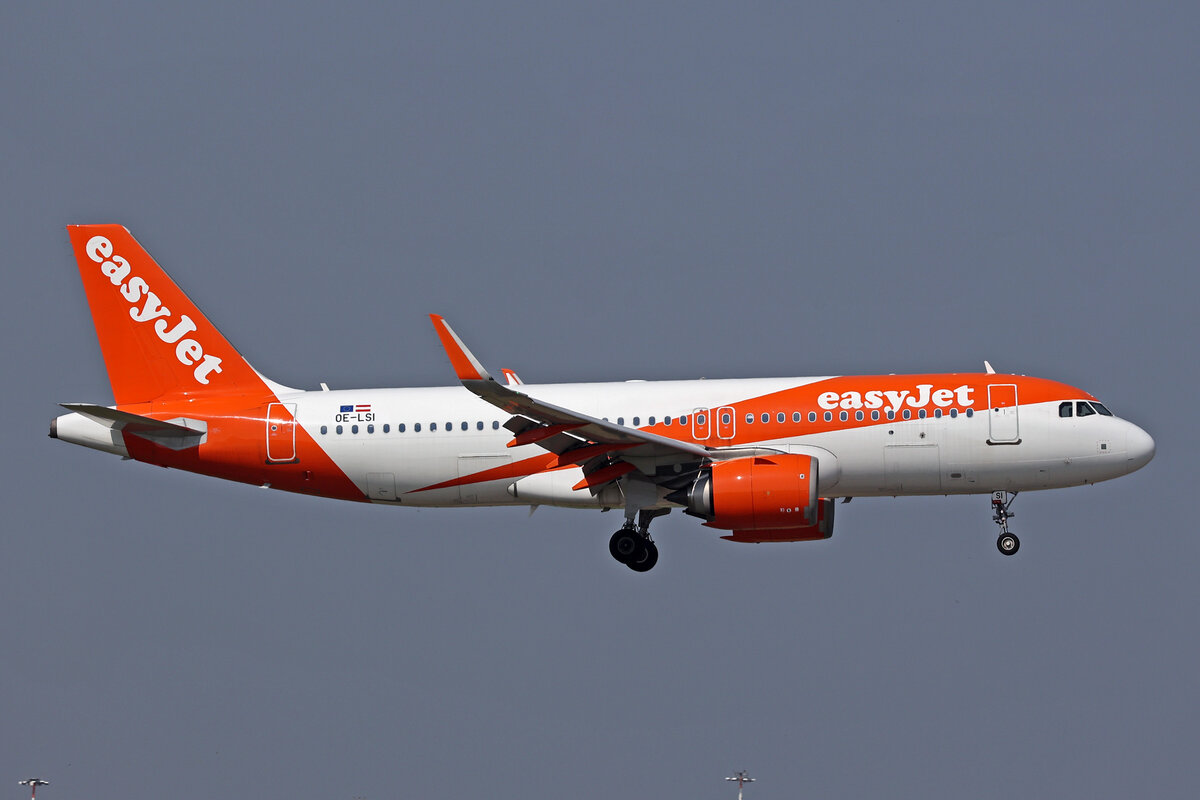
{"left": 1059, "top": 402, "right": 1073, "bottom": 418}
{"left": 1092, "top": 402, "right": 1113, "bottom": 416}
{"left": 1076, "top": 401, "right": 1096, "bottom": 417}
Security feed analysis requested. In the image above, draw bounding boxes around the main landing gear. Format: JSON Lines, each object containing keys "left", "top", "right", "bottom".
{"left": 609, "top": 509, "right": 667, "bottom": 573}
{"left": 991, "top": 491, "right": 1020, "bottom": 556}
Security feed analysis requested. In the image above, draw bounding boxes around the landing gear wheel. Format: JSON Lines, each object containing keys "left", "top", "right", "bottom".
{"left": 627, "top": 539, "right": 659, "bottom": 573}
{"left": 609, "top": 528, "right": 641, "bottom": 565}
{"left": 990, "top": 491, "right": 1020, "bottom": 557}
{"left": 608, "top": 530, "right": 625, "bottom": 562}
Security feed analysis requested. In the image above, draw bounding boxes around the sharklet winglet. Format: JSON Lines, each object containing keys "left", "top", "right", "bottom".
{"left": 430, "top": 315, "right": 493, "bottom": 382}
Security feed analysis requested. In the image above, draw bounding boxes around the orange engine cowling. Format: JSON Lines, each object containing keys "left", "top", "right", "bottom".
{"left": 719, "top": 496, "right": 835, "bottom": 543}
{"left": 675, "top": 454, "right": 836, "bottom": 543}
{"left": 680, "top": 453, "right": 831, "bottom": 530}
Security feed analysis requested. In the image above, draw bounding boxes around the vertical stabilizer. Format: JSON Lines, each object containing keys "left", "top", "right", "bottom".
{"left": 66, "top": 225, "right": 270, "bottom": 405}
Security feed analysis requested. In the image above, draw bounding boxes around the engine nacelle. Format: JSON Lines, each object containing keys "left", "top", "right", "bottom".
{"left": 679, "top": 454, "right": 836, "bottom": 542}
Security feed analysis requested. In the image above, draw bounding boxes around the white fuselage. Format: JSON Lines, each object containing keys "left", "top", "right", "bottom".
{"left": 271, "top": 377, "right": 1153, "bottom": 509}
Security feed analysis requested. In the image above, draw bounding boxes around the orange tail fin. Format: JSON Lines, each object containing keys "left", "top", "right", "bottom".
{"left": 67, "top": 225, "right": 270, "bottom": 405}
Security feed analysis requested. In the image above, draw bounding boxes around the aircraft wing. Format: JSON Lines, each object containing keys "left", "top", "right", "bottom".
{"left": 430, "top": 315, "right": 712, "bottom": 489}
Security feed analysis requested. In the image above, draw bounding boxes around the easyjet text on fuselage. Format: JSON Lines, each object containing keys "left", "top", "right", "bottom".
{"left": 817, "top": 384, "right": 974, "bottom": 413}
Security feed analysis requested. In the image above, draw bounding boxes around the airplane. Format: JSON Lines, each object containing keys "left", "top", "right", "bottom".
{"left": 51, "top": 225, "right": 1155, "bottom": 572}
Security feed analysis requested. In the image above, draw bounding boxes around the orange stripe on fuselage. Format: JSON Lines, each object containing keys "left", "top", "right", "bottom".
{"left": 409, "top": 442, "right": 641, "bottom": 495}
{"left": 639, "top": 374, "right": 1090, "bottom": 447}
{"left": 119, "top": 394, "right": 366, "bottom": 502}
{"left": 408, "top": 452, "right": 566, "bottom": 494}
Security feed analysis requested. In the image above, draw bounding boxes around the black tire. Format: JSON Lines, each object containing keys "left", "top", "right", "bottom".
{"left": 610, "top": 529, "right": 640, "bottom": 564}
{"left": 609, "top": 530, "right": 626, "bottom": 562}
{"left": 997, "top": 533, "right": 1020, "bottom": 556}
{"left": 627, "top": 540, "right": 659, "bottom": 573}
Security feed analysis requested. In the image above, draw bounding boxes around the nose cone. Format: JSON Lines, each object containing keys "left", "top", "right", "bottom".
{"left": 1125, "top": 423, "right": 1155, "bottom": 472}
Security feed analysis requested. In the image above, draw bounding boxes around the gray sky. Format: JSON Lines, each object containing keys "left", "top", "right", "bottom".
{"left": 3, "top": 2, "right": 1197, "bottom": 798}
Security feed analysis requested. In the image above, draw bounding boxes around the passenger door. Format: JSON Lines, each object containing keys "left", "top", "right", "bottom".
{"left": 987, "top": 384, "right": 1020, "bottom": 443}
{"left": 266, "top": 402, "right": 297, "bottom": 463}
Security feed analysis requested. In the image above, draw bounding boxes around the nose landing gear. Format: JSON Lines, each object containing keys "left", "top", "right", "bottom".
{"left": 991, "top": 491, "right": 1020, "bottom": 555}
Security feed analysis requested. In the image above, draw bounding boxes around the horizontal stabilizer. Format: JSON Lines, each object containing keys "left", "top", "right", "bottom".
{"left": 59, "top": 403, "right": 207, "bottom": 450}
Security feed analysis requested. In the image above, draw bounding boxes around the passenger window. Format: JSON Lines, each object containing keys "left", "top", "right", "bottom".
{"left": 696, "top": 414, "right": 706, "bottom": 425}
{"left": 633, "top": 417, "right": 640, "bottom": 426}
{"left": 871, "top": 410, "right": 880, "bottom": 421}
{"left": 320, "top": 425, "right": 328, "bottom": 435}
{"left": 903, "top": 409, "right": 911, "bottom": 420}
{"left": 617, "top": 417, "right": 625, "bottom": 426}
{"left": 336, "top": 425, "right": 343, "bottom": 434}
{"left": 367, "top": 424, "right": 375, "bottom": 433}
{"left": 918, "top": 409, "right": 927, "bottom": 419}
{"left": 808, "top": 412, "right": 816, "bottom": 423}
{"left": 446, "top": 421, "right": 452, "bottom": 430}
{"left": 721, "top": 412, "right": 731, "bottom": 425}
{"left": 1059, "top": 402, "right": 1073, "bottom": 418}
{"left": 1077, "top": 402, "right": 1096, "bottom": 418}
{"left": 383, "top": 424, "right": 390, "bottom": 433}
{"left": 855, "top": 410, "right": 864, "bottom": 421}
{"left": 934, "top": 409, "right": 942, "bottom": 419}
{"left": 949, "top": 409, "right": 958, "bottom": 419}
{"left": 761, "top": 413, "right": 770, "bottom": 423}
{"left": 746, "top": 413, "right": 754, "bottom": 424}
{"left": 492, "top": 421, "right": 500, "bottom": 430}
{"left": 777, "top": 412, "right": 785, "bottom": 423}
{"left": 792, "top": 412, "right": 801, "bottom": 423}
{"left": 680, "top": 415, "right": 688, "bottom": 426}
{"left": 1093, "top": 402, "right": 1113, "bottom": 416}
{"left": 461, "top": 421, "right": 468, "bottom": 431}
{"left": 399, "top": 423, "right": 406, "bottom": 433}
{"left": 839, "top": 411, "right": 848, "bottom": 421}
{"left": 430, "top": 422, "right": 437, "bottom": 431}
{"left": 664, "top": 416, "right": 672, "bottom": 426}
{"left": 352, "top": 424, "right": 359, "bottom": 434}
{"left": 824, "top": 411, "right": 832, "bottom": 422}
{"left": 965, "top": 409, "right": 974, "bottom": 418}
{"left": 886, "top": 409, "right": 895, "bottom": 420}
{"left": 648, "top": 416, "right": 656, "bottom": 426}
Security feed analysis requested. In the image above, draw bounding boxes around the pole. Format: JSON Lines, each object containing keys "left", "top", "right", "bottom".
{"left": 725, "top": 770, "right": 754, "bottom": 800}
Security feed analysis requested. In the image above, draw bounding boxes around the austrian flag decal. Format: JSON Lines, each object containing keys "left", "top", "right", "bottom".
{"left": 335, "top": 403, "right": 374, "bottom": 422}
